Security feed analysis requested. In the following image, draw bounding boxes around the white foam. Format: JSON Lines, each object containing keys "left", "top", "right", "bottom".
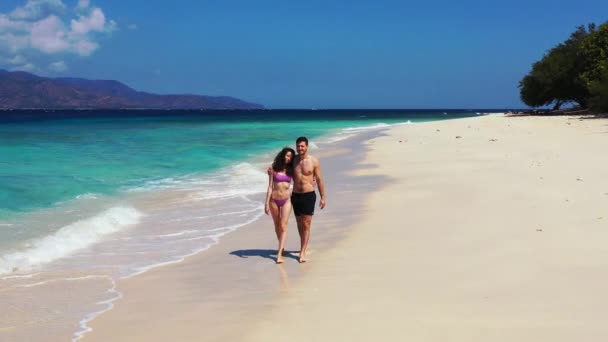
{"left": 128, "top": 163, "right": 268, "bottom": 199}
{"left": 0, "top": 207, "right": 143, "bottom": 275}
{"left": 344, "top": 121, "right": 412, "bottom": 132}
{"left": 126, "top": 176, "right": 193, "bottom": 191}
{"left": 75, "top": 193, "right": 99, "bottom": 200}
{"left": 123, "top": 208, "right": 263, "bottom": 279}
{"left": 342, "top": 122, "right": 391, "bottom": 132}
{"left": 192, "top": 188, "right": 265, "bottom": 200}
{"left": 166, "top": 208, "right": 259, "bottom": 222}
{"left": 190, "top": 163, "right": 267, "bottom": 200}
{"left": 54, "top": 192, "right": 101, "bottom": 206}
{"left": 155, "top": 230, "right": 199, "bottom": 238}
{"left": 0, "top": 272, "right": 39, "bottom": 280}
{"left": 71, "top": 275, "right": 122, "bottom": 342}
{"left": 323, "top": 121, "right": 413, "bottom": 144}
{"left": 19, "top": 274, "right": 108, "bottom": 288}
{"left": 324, "top": 134, "right": 356, "bottom": 143}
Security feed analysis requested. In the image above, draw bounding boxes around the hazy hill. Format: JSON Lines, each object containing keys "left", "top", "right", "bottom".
{"left": 0, "top": 70, "right": 263, "bottom": 110}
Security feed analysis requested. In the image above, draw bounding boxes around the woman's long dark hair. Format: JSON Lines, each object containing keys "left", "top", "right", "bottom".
{"left": 272, "top": 147, "right": 295, "bottom": 176}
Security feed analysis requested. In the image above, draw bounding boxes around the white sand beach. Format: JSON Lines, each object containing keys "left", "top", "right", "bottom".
{"left": 85, "top": 114, "right": 608, "bottom": 341}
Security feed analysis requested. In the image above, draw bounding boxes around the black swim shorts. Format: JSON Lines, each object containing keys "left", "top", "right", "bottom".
{"left": 291, "top": 191, "right": 316, "bottom": 216}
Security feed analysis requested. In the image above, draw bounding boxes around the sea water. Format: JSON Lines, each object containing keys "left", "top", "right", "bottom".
{"left": 0, "top": 109, "right": 493, "bottom": 340}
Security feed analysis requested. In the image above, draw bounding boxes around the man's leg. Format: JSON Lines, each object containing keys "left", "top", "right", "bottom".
{"left": 296, "top": 215, "right": 312, "bottom": 263}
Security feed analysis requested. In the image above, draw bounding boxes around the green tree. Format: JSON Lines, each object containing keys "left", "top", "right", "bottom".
{"left": 580, "top": 22, "right": 608, "bottom": 113}
{"left": 519, "top": 25, "right": 594, "bottom": 109}
{"left": 587, "top": 60, "right": 608, "bottom": 113}
{"left": 580, "top": 22, "right": 608, "bottom": 88}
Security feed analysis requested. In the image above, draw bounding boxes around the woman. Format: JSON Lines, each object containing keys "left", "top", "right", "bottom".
{"left": 265, "top": 147, "right": 295, "bottom": 264}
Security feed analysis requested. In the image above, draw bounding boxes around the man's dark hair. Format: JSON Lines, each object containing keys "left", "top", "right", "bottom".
{"left": 296, "top": 136, "right": 308, "bottom": 146}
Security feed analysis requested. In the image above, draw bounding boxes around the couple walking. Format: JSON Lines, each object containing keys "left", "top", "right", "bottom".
{"left": 264, "top": 136, "right": 326, "bottom": 264}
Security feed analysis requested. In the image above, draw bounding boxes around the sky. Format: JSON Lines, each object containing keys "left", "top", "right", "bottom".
{"left": 0, "top": 0, "right": 607, "bottom": 109}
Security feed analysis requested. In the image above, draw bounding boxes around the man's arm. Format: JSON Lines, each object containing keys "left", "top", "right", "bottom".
{"left": 313, "top": 157, "right": 326, "bottom": 209}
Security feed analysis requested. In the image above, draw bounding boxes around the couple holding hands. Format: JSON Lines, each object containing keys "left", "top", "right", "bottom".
{"left": 264, "top": 136, "right": 326, "bottom": 264}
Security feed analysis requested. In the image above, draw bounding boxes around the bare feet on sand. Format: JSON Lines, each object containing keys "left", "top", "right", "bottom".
{"left": 276, "top": 249, "right": 284, "bottom": 264}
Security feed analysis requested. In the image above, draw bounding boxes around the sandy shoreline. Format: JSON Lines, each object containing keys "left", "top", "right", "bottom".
{"left": 85, "top": 114, "right": 608, "bottom": 341}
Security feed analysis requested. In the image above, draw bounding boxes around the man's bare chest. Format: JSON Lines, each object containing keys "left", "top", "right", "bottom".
{"left": 295, "top": 159, "right": 314, "bottom": 176}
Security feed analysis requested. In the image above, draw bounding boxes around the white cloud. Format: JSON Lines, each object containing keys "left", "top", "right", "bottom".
{"left": 9, "top": 0, "right": 66, "bottom": 21}
{"left": 73, "top": 39, "right": 98, "bottom": 56}
{"left": 0, "top": 0, "right": 117, "bottom": 70}
{"left": 48, "top": 60, "right": 66, "bottom": 72}
{"left": 0, "top": 15, "right": 29, "bottom": 32}
{"left": 30, "top": 15, "right": 69, "bottom": 53}
{"left": 0, "top": 32, "right": 30, "bottom": 53}
{"left": 71, "top": 8, "right": 112, "bottom": 35}
{"left": 77, "top": 0, "right": 90, "bottom": 10}
{"left": 11, "top": 62, "right": 37, "bottom": 72}
{"left": 8, "top": 54, "right": 27, "bottom": 65}
{"left": 127, "top": 23, "right": 137, "bottom": 30}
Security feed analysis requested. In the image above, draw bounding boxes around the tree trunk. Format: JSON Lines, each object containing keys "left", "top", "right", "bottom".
{"left": 552, "top": 101, "right": 563, "bottom": 110}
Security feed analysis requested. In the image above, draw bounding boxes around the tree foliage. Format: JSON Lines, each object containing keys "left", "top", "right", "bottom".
{"left": 519, "top": 22, "right": 608, "bottom": 113}
{"left": 519, "top": 25, "right": 594, "bottom": 110}
{"left": 581, "top": 23, "right": 608, "bottom": 112}
{"left": 587, "top": 61, "right": 608, "bottom": 112}
{"left": 580, "top": 22, "right": 608, "bottom": 87}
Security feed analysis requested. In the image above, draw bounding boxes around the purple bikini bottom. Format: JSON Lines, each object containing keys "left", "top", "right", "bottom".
{"left": 272, "top": 198, "right": 289, "bottom": 208}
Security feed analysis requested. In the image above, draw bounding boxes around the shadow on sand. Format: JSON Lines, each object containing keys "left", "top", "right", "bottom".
{"left": 230, "top": 249, "right": 300, "bottom": 262}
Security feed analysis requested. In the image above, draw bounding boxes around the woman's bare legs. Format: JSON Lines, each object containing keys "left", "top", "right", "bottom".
{"left": 269, "top": 200, "right": 291, "bottom": 264}
{"left": 277, "top": 201, "right": 292, "bottom": 263}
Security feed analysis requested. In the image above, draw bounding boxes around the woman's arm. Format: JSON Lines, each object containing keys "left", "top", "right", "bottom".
{"left": 264, "top": 168, "right": 273, "bottom": 215}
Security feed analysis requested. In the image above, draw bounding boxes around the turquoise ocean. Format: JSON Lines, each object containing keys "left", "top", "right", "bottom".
{"left": 0, "top": 109, "right": 494, "bottom": 340}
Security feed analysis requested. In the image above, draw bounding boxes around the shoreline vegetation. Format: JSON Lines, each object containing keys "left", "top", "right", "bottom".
{"left": 508, "top": 107, "right": 607, "bottom": 117}
{"left": 519, "top": 21, "right": 608, "bottom": 114}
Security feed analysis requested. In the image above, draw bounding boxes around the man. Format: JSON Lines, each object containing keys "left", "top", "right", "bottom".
{"left": 290, "top": 136, "right": 326, "bottom": 263}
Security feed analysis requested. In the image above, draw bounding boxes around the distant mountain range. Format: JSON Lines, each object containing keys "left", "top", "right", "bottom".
{"left": 0, "top": 70, "right": 263, "bottom": 110}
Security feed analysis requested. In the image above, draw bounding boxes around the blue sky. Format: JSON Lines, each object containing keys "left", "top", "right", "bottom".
{"left": 1, "top": 0, "right": 607, "bottom": 108}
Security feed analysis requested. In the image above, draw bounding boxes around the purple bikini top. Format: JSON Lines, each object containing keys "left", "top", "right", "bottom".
{"left": 273, "top": 172, "right": 292, "bottom": 183}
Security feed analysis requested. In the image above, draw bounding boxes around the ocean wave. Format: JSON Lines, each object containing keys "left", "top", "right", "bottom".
{"left": 127, "top": 162, "right": 267, "bottom": 199}
{"left": 323, "top": 121, "right": 413, "bottom": 144}
{"left": 190, "top": 163, "right": 267, "bottom": 200}
{"left": 323, "top": 134, "right": 355, "bottom": 143}
{"left": 342, "top": 122, "right": 392, "bottom": 131}
{"left": 124, "top": 208, "right": 263, "bottom": 279}
{"left": 71, "top": 275, "right": 122, "bottom": 342}
{"left": 75, "top": 193, "right": 99, "bottom": 200}
{"left": 0, "top": 207, "right": 143, "bottom": 275}
{"left": 308, "top": 141, "right": 319, "bottom": 149}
